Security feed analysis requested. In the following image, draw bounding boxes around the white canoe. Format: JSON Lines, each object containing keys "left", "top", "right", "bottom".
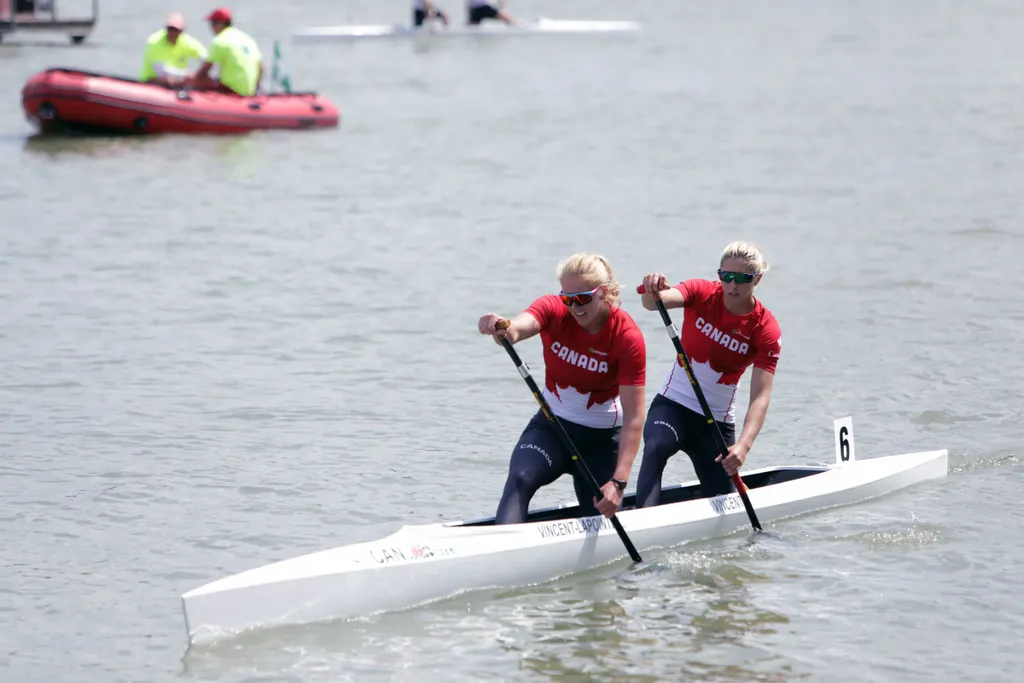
{"left": 292, "top": 18, "right": 642, "bottom": 42}
{"left": 181, "top": 418, "right": 947, "bottom": 645}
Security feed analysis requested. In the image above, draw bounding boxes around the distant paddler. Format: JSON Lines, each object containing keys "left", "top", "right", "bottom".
{"left": 467, "top": 0, "right": 515, "bottom": 26}
{"left": 413, "top": 0, "right": 449, "bottom": 28}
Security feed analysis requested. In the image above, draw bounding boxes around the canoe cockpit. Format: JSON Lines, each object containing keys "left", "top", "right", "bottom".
{"left": 457, "top": 465, "right": 829, "bottom": 527}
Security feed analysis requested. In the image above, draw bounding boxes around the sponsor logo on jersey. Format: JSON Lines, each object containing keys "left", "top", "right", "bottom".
{"left": 695, "top": 317, "right": 749, "bottom": 355}
{"left": 551, "top": 341, "right": 609, "bottom": 373}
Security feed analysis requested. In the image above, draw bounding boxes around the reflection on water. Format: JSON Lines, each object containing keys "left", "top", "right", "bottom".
{"left": 505, "top": 551, "right": 796, "bottom": 682}
{"left": 21, "top": 131, "right": 163, "bottom": 158}
{"left": 179, "top": 536, "right": 799, "bottom": 682}
{"left": 840, "top": 522, "right": 944, "bottom": 551}
{"left": 19, "top": 130, "right": 274, "bottom": 181}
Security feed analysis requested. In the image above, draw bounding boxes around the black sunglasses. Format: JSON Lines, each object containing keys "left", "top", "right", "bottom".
{"left": 717, "top": 269, "right": 758, "bottom": 284}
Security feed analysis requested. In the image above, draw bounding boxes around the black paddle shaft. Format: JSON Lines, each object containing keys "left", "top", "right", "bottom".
{"left": 494, "top": 321, "right": 643, "bottom": 563}
{"left": 644, "top": 290, "right": 763, "bottom": 532}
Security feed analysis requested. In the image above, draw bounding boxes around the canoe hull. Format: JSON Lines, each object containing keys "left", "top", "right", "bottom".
{"left": 21, "top": 68, "right": 340, "bottom": 135}
{"left": 293, "top": 18, "right": 641, "bottom": 42}
{"left": 181, "top": 449, "right": 948, "bottom": 644}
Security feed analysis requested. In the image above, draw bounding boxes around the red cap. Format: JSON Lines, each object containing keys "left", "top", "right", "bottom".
{"left": 205, "top": 7, "right": 232, "bottom": 23}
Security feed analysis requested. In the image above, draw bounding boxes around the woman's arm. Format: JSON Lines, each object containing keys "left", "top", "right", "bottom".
{"left": 478, "top": 311, "right": 541, "bottom": 345}
{"left": 638, "top": 272, "right": 685, "bottom": 311}
{"left": 716, "top": 368, "right": 774, "bottom": 475}
{"left": 594, "top": 382, "right": 647, "bottom": 518}
{"left": 738, "top": 368, "right": 774, "bottom": 450}
{"left": 613, "top": 384, "right": 646, "bottom": 481}
{"left": 640, "top": 287, "right": 684, "bottom": 311}
{"left": 595, "top": 383, "right": 646, "bottom": 518}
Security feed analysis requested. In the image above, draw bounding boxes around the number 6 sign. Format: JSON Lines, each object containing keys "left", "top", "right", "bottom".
{"left": 834, "top": 416, "right": 856, "bottom": 464}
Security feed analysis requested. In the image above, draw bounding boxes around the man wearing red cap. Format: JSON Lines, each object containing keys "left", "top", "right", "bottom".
{"left": 140, "top": 12, "right": 208, "bottom": 87}
{"left": 185, "top": 7, "right": 263, "bottom": 96}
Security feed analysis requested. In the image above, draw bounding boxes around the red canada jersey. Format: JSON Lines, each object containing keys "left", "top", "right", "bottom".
{"left": 525, "top": 295, "right": 646, "bottom": 428}
{"left": 659, "top": 279, "right": 781, "bottom": 423}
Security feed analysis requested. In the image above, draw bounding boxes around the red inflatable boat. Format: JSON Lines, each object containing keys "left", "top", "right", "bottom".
{"left": 21, "top": 68, "right": 340, "bottom": 134}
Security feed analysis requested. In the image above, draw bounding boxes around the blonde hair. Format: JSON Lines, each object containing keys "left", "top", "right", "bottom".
{"left": 721, "top": 241, "right": 770, "bottom": 275}
{"left": 556, "top": 252, "right": 622, "bottom": 306}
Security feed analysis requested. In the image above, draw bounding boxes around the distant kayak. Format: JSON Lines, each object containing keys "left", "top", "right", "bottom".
{"left": 21, "top": 68, "right": 340, "bottom": 135}
{"left": 293, "top": 17, "right": 641, "bottom": 42}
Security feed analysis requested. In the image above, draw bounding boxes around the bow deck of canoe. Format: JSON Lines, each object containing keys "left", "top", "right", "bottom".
{"left": 181, "top": 446, "right": 948, "bottom": 645}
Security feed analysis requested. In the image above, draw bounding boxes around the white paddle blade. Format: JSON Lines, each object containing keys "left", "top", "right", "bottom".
{"left": 833, "top": 416, "right": 855, "bottom": 464}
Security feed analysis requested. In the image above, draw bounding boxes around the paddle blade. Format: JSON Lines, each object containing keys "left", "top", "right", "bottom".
{"left": 731, "top": 473, "right": 763, "bottom": 532}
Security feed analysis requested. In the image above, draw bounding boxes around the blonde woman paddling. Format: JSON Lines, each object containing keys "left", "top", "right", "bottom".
{"left": 635, "top": 241, "right": 782, "bottom": 507}
{"left": 478, "top": 254, "right": 647, "bottom": 524}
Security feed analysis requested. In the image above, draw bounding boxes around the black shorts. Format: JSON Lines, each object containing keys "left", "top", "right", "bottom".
{"left": 413, "top": 8, "right": 442, "bottom": 26}
{"left": 635, "top": 393, "right": 737, "bottom": 506}
{"left": 468, "top": 4, "right": 499, "bottom": 25}
{"left": 494, "top": 410, "right": 621, "bottom": 524}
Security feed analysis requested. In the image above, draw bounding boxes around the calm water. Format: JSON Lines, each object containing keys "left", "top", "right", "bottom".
{"left": 2, "top": 0, "right": 1023, "bottom": 681}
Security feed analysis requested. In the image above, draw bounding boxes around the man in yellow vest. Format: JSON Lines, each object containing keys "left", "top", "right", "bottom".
{"left": 185, "top": 7, "right": 263, "bottom": 96}
{"left": 139, "top": 13, "right": 208, "bottom": 87}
